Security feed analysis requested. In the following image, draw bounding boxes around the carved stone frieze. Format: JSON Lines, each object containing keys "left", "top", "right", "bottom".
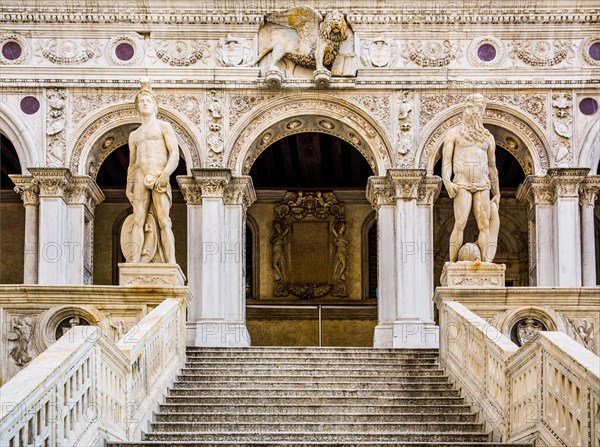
{"left": 157, "top": 94, "right": 203, "bottom": 126}
{"left": 509, "top": 40, "right": 574, "bottom": 66}
{"left": 360, "top": 36, "right": 398, "bottom": 68}
{"left": 228, "top": 93, "right": 271, "bottom": 129}
{"left": 7, "top": 316, "right": 33, "bottom": 367}
{"left": 402, "top": 40, "right": 462, "bottom": 67}
{"left": 568, "top": 318, "right": 595, "bottom": 352}
{"left": 70, "top": 105, "right": 201, "bottom": 173}
{"left": 206, "top": 90, "right": 225, "bottom": 167}
{"left": 347, "top": 94, "right": 390, "bottom": 129}
{"left": 0, "top": 33, "right": 30, "bottom": 64}
{"left": 192, "top": 168, "right": 231, "bottom": 198}
{"left": 552, "top": 91, "right": 573, "bottom": 167}
{"left": 548, "top": 168, "right": 589, "bottom": 198}
{"left": 35, "top": 38, "right": 98, "bottom": 64}
{"left": 215, "top": 34, "right": 252, "bottom": 66}
{"left": 224, "top": 176, "right": 256, "bottom": 208}
{"left": 151, "top": 39, "right": 211, "bottom": 66}
{"left": 72, "top": 90, "right": 136, "bottom": 124}
{"left": 177, "top": 176, "right": 202, "bottom": 205}
{"left": 10, "top": 176, "right": 40, "bottom": 206}
{"left": 396, "top": 92, "right": 415, "bottom": 159}
{"left": 46, "top": 88, "right": 67, "bottom": 166}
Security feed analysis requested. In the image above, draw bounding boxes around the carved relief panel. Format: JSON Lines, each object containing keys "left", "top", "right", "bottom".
{"left": 271, "top": 192, "right": 348, "bottom": 300}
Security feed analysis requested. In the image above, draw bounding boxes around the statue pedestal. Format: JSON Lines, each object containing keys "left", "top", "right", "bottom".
{"left": 440, "top": 261, "right": 505, "bottom": 287}
{"left": 313, "top": 68, "right": 331, "bottom": 88}
{"left": 118, "top": 263, "right": 186, "bottom": 287}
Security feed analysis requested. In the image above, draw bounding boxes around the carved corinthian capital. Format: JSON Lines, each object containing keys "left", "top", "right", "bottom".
{"left": 366, "top": 176, "right": 395, "bottom": 209}
{"left": 9, "top": 175, "right": 40, "bottom": 206}
{"left": 177, "top": 176, "right": 202, "bottom": 205}
{"left": 579, "top": 176, "right": 600, "bottom": 207}
{"left": 64, "top": 176, "right": 105, "bottom": 215}
{"left": 28, "top": 167, "right": 71, "bottom": 197}
{"left": 224, "top": 176, "right": 256, "bottom": 208}
{"left": 548, "top": 168, "right": 589, "bottom": 198}
{"left": 417, "top": 175, "right": 442, "bottom": 205}
{"left": 388, "top": 169, "right": 426, "bottom": 200}
{"left": 192, "top": 168, "right": 231, "bottom": 198}
{"left": 517, "top": 175, "right": 554, "bottom": 206}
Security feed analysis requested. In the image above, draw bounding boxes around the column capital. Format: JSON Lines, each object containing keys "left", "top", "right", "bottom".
{"left": 9, "top": 175, "right": 40, "bottom": 206}
{"left": 192, "top": 168, "right": 231, "bottom": 198}
{"left": 417, "top": 175, "right": 442, "bottom": 206}
{"left": 548, "top": 167, "right": 589, "bottom": 198}
{"left": 516, "top": 175, "right": 555, "bottom": 206}
{"left": 64, "top": 176, "right": 105, "bottom": 215}
{"left": 579, "top": 176, "right": 600, "bottom": 206}
{"left": 366, "top": 176, "right": 395, "bottom": 208}
{"left": 28, "top": 167, "right": 71, "bottom": 198}
{"left": 224, "top": 176, "right": 256, "bottom": 207}
{"left": 387, "top": 169, "right": 426, "bottom": 200}
{"left": 177, "top": 176, "right": 202, "bottom": 205}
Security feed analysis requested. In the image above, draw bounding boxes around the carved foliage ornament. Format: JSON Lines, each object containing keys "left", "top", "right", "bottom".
{"left": 403, "top": 40, "right": 462, "bottom": 67}
{"left": 552, "top": 91, "right": 573, "bottom": 167}
{"left": 46, "top": 89, "right": 67, "bottom": 166}
{"left": 7, "top": 316, "right": 33, "bottom": 367}
{"left": 152, "top": 39, "right": 211, "bottom": 66}
{"left": 206, "top": 90, "right": 225, "bottom": 167}
{"left": 35, "top": 39, "right": 98, "bottom": 64}
{"left": 509, "top": 40, "right": 574, "bottom": 66}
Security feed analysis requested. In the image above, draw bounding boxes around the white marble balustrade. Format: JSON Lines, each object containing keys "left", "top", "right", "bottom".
{"left": 0, "top": 297, "right": 187, "bottom": 446}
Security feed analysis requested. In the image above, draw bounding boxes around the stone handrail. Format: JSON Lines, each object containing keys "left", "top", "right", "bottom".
{"left": 0, "top": 297, "right": 187, "bottom": 446}
{"left": 438, "top": 300, "right": 600, "bottom": 446}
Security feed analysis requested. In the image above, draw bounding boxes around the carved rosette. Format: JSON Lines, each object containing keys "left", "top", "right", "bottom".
{"left": 579, "top": 177, "right": 600, "bottom": 207}
{"left": 224, "top": 176, "right": 256, "bottom": 208}
{"left": 46, "top": 88, "right": 67, "bottom": 166}
{"left": 10, "top": 175, "right": 40, "bottom": 206}
{"left": 152, "top": 39, "right": 211, "bottom": 66}
{"left": 509, "top": 40, "right": 574, "bottom": 67}
{"left": 552, "top": 91, "right": 573, "bottom": 167}
{"left": 192, "top": 168, "right": 231, "bottom": 198}
{"left": 388, "top": 169, "right": 426, "bottom": 200}
{"left": 177, "top": 176, "right": 202, "bottom": 205}
{"left": 516, "top": 176, "right": 555, "bottom": 206}
{"left": 402, "top": 40, "right": 462, "bottom": 67}
{"left": 417, "top": 176, "right": 442, "bottom": 205}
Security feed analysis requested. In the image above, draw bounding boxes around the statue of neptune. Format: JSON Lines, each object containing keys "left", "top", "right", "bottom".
{"left": 125, "top": 80, "right": 179, "bottom": 264}
{"left": 442, "top": 94, "right": 500, "bottom": 263}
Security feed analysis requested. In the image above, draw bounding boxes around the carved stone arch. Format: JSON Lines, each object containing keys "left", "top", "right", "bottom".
{"left": 1, "top": 105, "right": 40, "bottom": 170}
{"left": 68, "top": 103, "right": 202, "bottom": 176}
{"left": 417, "top": 104, "right": 550, "bottom": 176}
{"left": 226, "top": 94, "right": 394, "bottom": 176}
{"left": 577, "top": 115, "right": 600, "bottom": 169}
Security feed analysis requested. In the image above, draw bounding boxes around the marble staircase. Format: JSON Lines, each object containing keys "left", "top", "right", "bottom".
{"left": 108, "top": 347, "right": 532, "bottom": 447}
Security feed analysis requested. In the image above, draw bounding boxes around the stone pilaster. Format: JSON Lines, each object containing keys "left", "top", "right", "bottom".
{"left": 10, "top": 175, "right": 40, "bottom": 284}
{"left": 579, "top": 176, "right": 600, "bottom": 286}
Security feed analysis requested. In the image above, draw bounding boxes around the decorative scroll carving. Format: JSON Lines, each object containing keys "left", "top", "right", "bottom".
{"left": 228, "top": 93, "right": 271, "bottom": 129}
{"left": 402, "top": 40, "right": 462, "bottom": 67}
{"left": 271, "top": 192, "right": 347, "bottom": 299}
{"left": 366, "top": 176, "right": 395, "bottom": 208}
{"left": 509, "top": 40, "right": 574, "bottom": 66}
{"left": 11, "top": 177, "right": 40, "bottom": 206}
{"left": 548, "top": 168, "right": 588, "bottom": 198}
{"left": 193, "top": 168, "right": 231, "bottom": 198}
{"left": 552, "top": 91, "right": 573, "bottom": 167}
{"left": 35, "top": 39, "right": 98, "bottom": 64}
{"left": 152, "top": 40, "right": 211, "bottom": 66}
{"left": 360, "top": 36, "right": 398, "bottom": 68}
{"left": 347, "top": 95, "right": 390, "bottom": 129}
{"left": 8, "top": 316, "right": 33, "bottom": 367}
{"left": 177, "top": 176, "right": 202, "bottom": 205}
{"left": 46, "top": 88, "right": 67, "bottom": 166}
{"left": 224, "top": 176, "right": 256, "bottom": 207}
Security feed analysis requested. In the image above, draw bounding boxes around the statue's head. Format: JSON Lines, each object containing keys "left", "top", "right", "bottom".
{"left": 134, "top": 80, "right": 158, "bottom": 115}
{"left": 323, "top": 10, "right": 348, "bottom": 41}
{"left": 464, "top": 93, "right": 486, "bottom": 118}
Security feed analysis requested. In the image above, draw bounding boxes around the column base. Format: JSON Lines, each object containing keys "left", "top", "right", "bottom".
{"left": 373, "top": 323, "right": 394, "bottom": 347}
{"left": 392, "top": 321, "right": 439, "bottom": 349}
{"left": 194, "top": 321, "right": 251, "bottom": 347}
{"left": 440, "top": 261, "right": 505, "bottom": 287}
{"left": 118, "top": 263, "right": 186, "bottom": 286}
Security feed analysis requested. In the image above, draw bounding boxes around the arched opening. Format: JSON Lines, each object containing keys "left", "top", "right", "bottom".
{"left": 1, "top": 134, "right": 25, "bottom": 283}
{"left": 245, "top": 132, "right": 377, "bottom": 347}
{"left": 92, "top": 138, "right": 188, "bottom": 285}
{"left": 433, "top": 143, "right": 529, "bottom": 286}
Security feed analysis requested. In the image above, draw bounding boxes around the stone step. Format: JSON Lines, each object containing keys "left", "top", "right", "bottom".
{"left": 175, "top": 374, "right": 449, "bottom": 383}
{"left": 157, "top": 403, "right": 475, "bottom": 415}
{"left": 184, "top": 354, "right": 440, "bottom": 361}
{"left": 183, "top": 358, "right": 439, "bottom": 366}
{"left": 164, "top": 396, "right": 468, "bottom": 406}
{"left": 186, "top": 347, "right": 439, "bottom": 354}
{"left": 180, "top": 366, "right": 442, "bottom": 375}
{"left": 149, "top": 422, "right": 486, "bottom": 434}
{"left": 143, "top": 432, "right": 494, "bottom": 442}
{"left": 110, "top": 442, "right": 532, "bottom": 447}
{"left": 167, "top": 388, "right": 461, "bottom": 398}
{"left": 154, "top": 412, "right": 478, "bottom": 423}
{"left": 172, "top": 380, "right": 455, "bottom": 391}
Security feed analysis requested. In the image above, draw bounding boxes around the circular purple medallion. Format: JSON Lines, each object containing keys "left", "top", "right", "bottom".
{"left": 2, "top": 41, "right": 22, "bottom": 60}
{"left": 115, "top": 42, "right": 134, "bottom": 61}
{"left": 589, "top": 42, "right": 600, "bottom": 62}
{"left": 477, "top": 43, "right": 497, "bottom": 62}
{"left": 579, "top": 97, "right": 598, "bottom": 116}
{"left": 20, "top": 96, "right": 40, "bottom": 115}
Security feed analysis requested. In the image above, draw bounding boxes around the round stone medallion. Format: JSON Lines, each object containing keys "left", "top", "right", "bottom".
{"left": 2, "top": 41, "right": 21, "bottom": 60}
{"left": 20, "top": 96, "right": 40, "bottom": 115}
{"left": 579, "top": 97, "right": 598, "bottom": 116}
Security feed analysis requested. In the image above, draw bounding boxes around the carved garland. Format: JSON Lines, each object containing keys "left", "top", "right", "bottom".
{"left": 69, "top": 105, "right": 201, "bottom": 173}
{"left": 418, "top": 107, "right": 549, "bottom": 175}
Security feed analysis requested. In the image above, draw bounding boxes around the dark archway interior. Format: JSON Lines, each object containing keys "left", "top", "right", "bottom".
{"left": 434, "top": 146, "right": 526, "bottom": 189}
{"left": 96, "top": 144, "right": 187, "bottom": 188}
{"left": 249, "top": 133, "right": 373, "bottom": 188}
{"left": 596, "top": 159, "right": 599, "bottom": 175}
{"left": 1, "top": 134, "right": 22, "bottom": 189}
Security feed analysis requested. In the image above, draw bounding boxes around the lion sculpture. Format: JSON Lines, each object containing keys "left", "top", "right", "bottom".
{"left": 246, "top": 7, "right": 348, "bottom": 77}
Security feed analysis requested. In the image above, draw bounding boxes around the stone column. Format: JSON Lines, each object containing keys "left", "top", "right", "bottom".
{"left": 10, "top": 175, "right": 40, "bottom": 284}
{"left": 177, "top": 175, "right": 203, "bottom": 345}
{"left": 579, "top": 177, "right": 600, "bottom": 287}
{"left": 549, "top": 168, "right": 588, "bottom": 287}
{"left": 366, "top": 176, "right": 396, "bottom": 347}
{"left": 517, "top": 176, "right": 555, "bottom": 286}
{"left": 223, "top": 176, "right": 256, "bottom": 345}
